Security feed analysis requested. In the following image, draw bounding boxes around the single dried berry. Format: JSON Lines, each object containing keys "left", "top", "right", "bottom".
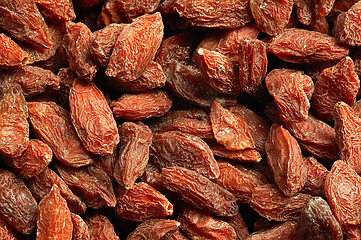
{"left": 265, "top": 68, "right": 314, "bottom": 122}
{"left": 37, "top": 185, "right": 73, "bottom": 240}
{"left": 210, "top": 142, "right": 262, "bottom": 163}
{"left": 97, "top": 0, "right": 128, "bottom": 26}
{"left": 106, "top": 12, "right": 164, "bottom": 82}
{"left": 334, "top": 101, "right": 361, "bottom": 174}
{"left": 110, "top": 0, "right": 161, "bottom": 21}
{"left": 126, "top": 219, "right": 180, "bottom": 240}
{"left": 312, "top": 57, "right": 359, "bottom": 122}
{"left": 268, "top": 28, "right": 349, "bottom": 64}
{"left": 27, "top": 101, "right": 95, "bottom": 167}
{"left": 247, "top": 221, "right": 298, "bottom": 240}
{"left": 238, "top": 38, "right": 267, "bottom": 96}
{"left": 210, "top": 100, "right": 254, "bottom": 151}
{"left": 0, "top": 0, "right": 52, "bottom": 48}
{"left": 55, "top": 164, "right": 117, "bottom": 209}
{"left": 2, "top": 139, "right": 52, "bottom": 178}
{"left": 301, "top": 157, "right": 329, "bottom": 197}
{"left": 24, "top": 167, "right": 87, "bottom": 214}
{"left": 71, "top": 213, "right": 90, "bottom": 240}
{"left": 212, "top": 160, "right": 267, "bottom": 204}
{"left": 294, "top": 0, "right": 335, "bottom": 25}
{"left": 115, "top": 182, "right": 173, "bottom": 222}
{"left": 250, "top": 184, "right": 313, "bottom": 221}
{"left": 296, "top": 197, "right": 343, "bottom": 240}
{"left": 223, "top": 213, "right": 249, "bottom": 240}
{"left": 174, "top": 0, "right": 252, "bottom": 29}
{"left": 0, "top": 84, "right": 29, "bottom": 158}
{"left": 150, "top": 131, "right": 219, "bottom": 179}
{"left": 250, "top": 0, "right": 293, "bottom": 36}
{"left": 160, "top": 167, "right": 238, "bottom": 217}
{"left": 34, "top": 0, "right": 76, "bottom": 22}
{"left": 111, "top": 90, "right": 173, "bottom": 120}
{"left": 325, "top": 160, "right": 361, "bottom": 239}
{"left": 0, "top": 33, "right": 28, "bottom": 66}
{"left": 69, "top": 78, "right": 119, "bottom": 156}
{"left": 178, "top": 206, "right": 237, "bottom": 240}
{"left": 265, "top": 124, "right": 307, "bottom": 196}
{"left": 86, "top": 214, "right": 120, "bottom": 240}
{"left": 0, "top": 169, "right": 37, "bottom": 235}
{"left": 113, "top": 122, "right": 152, "bottom": 188}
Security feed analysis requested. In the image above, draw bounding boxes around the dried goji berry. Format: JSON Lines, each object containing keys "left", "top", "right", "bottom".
{"left": 126, "top": 219, "right": 180, "bottom": 240}
{"left": 0, "top": 33, "right": 28, "bottom": 66}
{"left": 86, "top": 214, "right": 120, "bottom": 240}
{"left": 71, "top": 213, "right": 90, "bottom": 240}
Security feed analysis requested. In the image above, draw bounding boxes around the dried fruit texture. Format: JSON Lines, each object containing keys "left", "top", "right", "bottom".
{"left": 1, "top": 65, "right": 61, "bottom": 98}
{"left": 71, "top": 213, "right": 90, "bottom": 240}
{"left": 86, "top": 214, "right": 120, "bottom": 240}
{"left": 0, "top": 33, "right": 28, "bottom": 66}
{"left": 160, "top": 167, "right": 238, "bottom": 217}
{"left": 69, "top": 78, "right": 119, "bottom": 156}
{"left": 111, "top": 0, "right": 161, "bottom": 21}
{"left": 149, "top": 109, "right": 214, "bottom": 141}
{"left": 197, "top": 48, "right": 240, "bottom": 95}
{"left": 0, "top": 84, "right": 29, "bottom": 158}
{"left": 2, "top": 139, "right": 52, "bottom": 178}
{"left": 284, "top": 115, "right": 338, "bottom": 161}
{"left": 111, "top": 90, "right": 173, "bottom": 120}
{"left": 174, "top": 0, "right": 252, "bottom": 29}
{"left": 238, "top": 38, "right": 267, "bottom": 96}
{"left": 150, "top": 131, "right": 219, "bottom": 179}
{"left": 113, "top": 122, "right": 152, "bottom": 188}
{"left": 0, "top": 218, "right": 17, "bottom": 240}
{"left": 34, "top": 0, "right": 76, "bottom": 22}
{"left": 306, "top": 17, "right": 331, "bottom": 35}
{"left": 334, "top": 1, "right": 361, "bottom": 46}
{"left": 210, "top": 101, "right": 254, "bottom": 151}
{"left": 95, "top": 147, "right": 118, "bottom": 181}
{"left": 91, "top": 23, "right": 125, "bottom": 66}
{"left": 353, "top": 99, "right": 361, "bottom": 118}
{"left": 250, "top": 184, "right": 313, "bottom": 221}
{"left": 63, "top": 21, "right": 98, "bottom": 80}
{"left": 250, "top": 0, "right": 293, "bottom": 36}
{"left": 247, "top": 221, "right": 298, "bottom": 240}
{"left": 325, "top": 160, "right": 361, "bottom": 239}
{"left": 334, "top": 101, "right": 361, "bottom": 174}
{"left": 301, "top": 157, "right": 329, "bottom": 197}
{"left": 296, "top": 197, "right": 343, "bottom": 240}
{"left": 110, "top": 61, "right": 166, "bottom": 93}
{"left": 106, "top": 13, "right": 164, "bottom": 82}
{"left": 224, "top": 213, "right": 249, "bottom": 240}
{"left": 37, "top": 186, "right": 73, "bottom": 240}
{"left": 126, "top": 219, "right": 180, "bottom": 240}
{"left": 312, "top": 57, "right": 359, "bottom": 122}
{"left": 212, "top": 160, "right": 267, "bottom": 204}
{"left": 268, "top": 28, "right": 349, "bottom": 64}
{"left": 115, "top": 182, "right": 173, "bottom": 222}
{"left": 165, "top": 61, "right": 236, "bottom": 108}
{"left": 328, "top": 0, "right": 359, "bottom": 21}
{"left": 55, "top": 164, "right": 117, "bottom": 209}
{"left": 178, "top": 206, "right": 237, "bottom": 240}
{"left": 265, "top": 124, "right": 306, "bottom": 196}
{"left": 228, "top": 105, "right": 270, "bottom": 154}
{"left": 294, "top": 0, "right": 335, "bottom": 25}
{"left": 168, "top": 231, "right": 189, "bottom": 240}
{"left": 0, "top": 169, "right": 37, "bottom": 235}
{"left": 57, "top": 68, "right": 76, "bottom": 108}
{"left": 27, "top": 101, "right": 95, "bottom": 167}
{"left": 0, "top": 0, "right": 52, "bottom": 48}
{"left": 265, "top": 69, "right": 314, "bottom": 123}
{"left": 24, "top": 167, "right": 86, "bottom": 215}
{"left": 210, "top": 143, "right": 262, "bottom": 163}
{"left": 97, "top": 0, "right": 127, "bottom": 26}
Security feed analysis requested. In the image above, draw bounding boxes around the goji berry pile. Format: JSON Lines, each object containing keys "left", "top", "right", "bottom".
{"left": 1, "top": 0, "right": 361, "bottom": 239}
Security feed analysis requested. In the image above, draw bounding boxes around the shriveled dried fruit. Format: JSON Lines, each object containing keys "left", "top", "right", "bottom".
{"left": 113, "top": 122, "right": 152, "bottom": 188}
{"left": 55, "top": 164, "right": 117, "bottom": 209}
{"left": 106, "top": 12, "right": 164, "bottom": 82}
{"left": 37, "top": 185, "right": 73, "bottom": 240}
{"left": 126, "top": 219, "right": 180, "bottom": 240}
{"left": 111, "top": 90, "right": 173, "bottom": 120}
{"left": 294, "top": 0, "right": 335, "bottom": 25}
{"left": 268, "top": 28, "right": 349, "bottom": 64}
{"left": 210, "top": 142, "right": 262, "bottom": 163}
{"left": 27, "top": 101, "right": 95, "bottom": 167}
{"left": 34, "top": 0, "right": 76, "bottom": 22}
{"left": 150, "top": 131, "right": 219, "bottom": 179}
{"left": 312, "top": 57, "right": 359, "bottom": 122}
{"left": 69, "top": 78, "right": 119, "bottom": 156}
{"left": 0, "top": 33, "right": 28, "bottom": 66}
{"left": 247, "top": 221, "right": 298, "bottom": 240}
{"left": 71, "top": 213, "right": 90, "bottom": 240}
{"left": 115, "top": 182, "right": 173, "bottom": 222}
{"left": 301, "top": 157, "right": 328, "bottom": 197}
{"left": 250, "top": 0, "right": 293, "bottom": 36}
{"left": 160, "top": 167, "right": 238, "bottom": 217}
{"left": 210, "top": 101, "right": 254, "bottom": 151}
{"left": 265, "top": 68, "right": 314, "bottom": 122}
{"left": 178, "top": 206, "right": 237, "bottom": 240}
{"left": 325, "top": 160, "right": 361, "bottom": 239}
{"left": 0, "top": 168, "right": 37, "bottom": 235}
{"left": 110, "top": 0, "right": 161, "bottom": 21}
{"left": 224, "top": 213, "right": 249, "bottom": 240}
{"left": 86, "top": 214, "right": 120, "bottom": 240}
{"left": 265, "top": 124, "right": 306, "bottom": 196}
